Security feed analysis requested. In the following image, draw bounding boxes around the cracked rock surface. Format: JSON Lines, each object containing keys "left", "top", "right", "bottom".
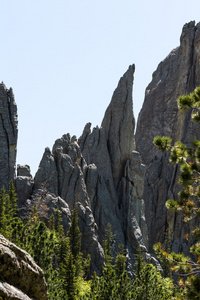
{"left": 136, "top": 21, "right": 200, "bottom": 252}
{"left": 0, "top": 235, "right": 48, "bottom": 300}
{"left": 18, "top": 65, "right": 148, "bottom": 272}
{"left": 0, "top": 83, "right": 17, "bottom": 189}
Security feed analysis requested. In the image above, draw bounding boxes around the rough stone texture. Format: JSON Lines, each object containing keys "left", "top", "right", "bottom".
{"left": 17, "top": 165, "right": 32, "bottom": 177}
{"left": 0, "top": 235, "right": 48, "bottom": 300}
{"left": 34, "top": 147, "right": 58, "bottom": 195}
{"left": 18, "top": 64, "right": 149, "bottom": 272}
{"left": 4, "top": 20, "right": 200, "bottom": 286}
{"left": 135, "top": 21, "right": 200, "bottom": 252}
{"left": 25, "top": 192, "right": 72, "bottom": 234}
{"left": 30, "top": 134, "right": 105, "bottom": 273}
{"left": 101, "top": 65, "right": 135, "bottom": 189}
{"left": 120, "top": 151, "right": 148, "bottom": 250}
{"left": 16, "top": 165, "right": 34, "bottom": 206}
{"left": 0, "top": 83, "right": 18, "bottom": 189}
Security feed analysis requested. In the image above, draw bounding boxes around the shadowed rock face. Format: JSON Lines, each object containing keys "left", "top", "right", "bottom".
{"left": 0, "top": 83, "right": 18, "bottom": 188}
{"left": 0, "top": 235, "right": 48, "bottom": 300}
{"left": 135, "top": 21, "right": 200, "bottom": 252}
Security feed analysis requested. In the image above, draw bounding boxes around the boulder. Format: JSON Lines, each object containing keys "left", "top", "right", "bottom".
{"left": 16, "top": 165, "right": 34, "bottom": 206}
{"left": 0, "top": 235, "right": 48, "bottom": 300}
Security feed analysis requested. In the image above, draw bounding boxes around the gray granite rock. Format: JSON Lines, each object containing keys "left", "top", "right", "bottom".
{"left": 34, "top": 147, "right": 58, "bottom": 195}
{"left": 17, "top": 165, "right": 32, "bottom": 177}
{"left": 16, "top": 165, "right": 34, "bottom": 206}
{"left": 78, "top": 66, "right": 148, "bottom": 267}
{"left": 26, "top": 64, "right": 149, "bottom": 272}
{"left": 101, "top": 65, "right": 135, "bottom": 189}
{"left": 135, "top": 21, "right": 200, "bottom": 251}
{"left": 32, "top": 135, "right": 105, "bottom": 272}
{"left": 0, "top": 235, "right": 48, "bottom": 300}
{"left": 0, "top": 83, "right": 17, "bottom": 189}
{"left": 4, "top": 20, "right": 200, "bottom": 286}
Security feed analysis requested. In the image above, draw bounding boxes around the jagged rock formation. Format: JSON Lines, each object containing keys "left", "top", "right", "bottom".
{"left": 101, "top": 65, "right": 135, "bottom": 188}
{"left": 3, "top": 20, "right": 200, "bottom": 279}
{"left": 16, "top": 165, "right": 34, "bottom": 206}
{"left": 136, "top": 21, "right": 200, "bottom": 252}
{"left": 0, "top": 83, "right": 18, "bottom": 189}
{"left": 0, "top": 234, "right": 48, "bottom": 300}
{"left": 17, "top": 64, "right": 149, "bottom": 273}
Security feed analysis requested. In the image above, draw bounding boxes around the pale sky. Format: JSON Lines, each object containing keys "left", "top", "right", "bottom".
{"left": 1, "top": 1, "right": 200, "bottom": 175}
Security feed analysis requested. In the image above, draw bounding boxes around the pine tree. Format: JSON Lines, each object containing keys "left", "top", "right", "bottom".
{"left": 0, "top": 185, "right": 7, "bottom": 233}
{"left": 132, "top": 255, "right": 175, "bottom": 300}
{"left": 115, "top": 251, "right": 126, "bottom": 278}
{"left": 68, "top": 203, "right": 81, "bottom": 259}
{"left": 153, "top": 85, "right": 200, "bottom": 298}
{"left": 63, "top": 252, "right": 76, "bottom": 300}
{"left": 54, "top": 206, "right": 64, "bottom": 237}
{"left": 7, "top": 180, "right": 18, "bottom": 218}
{"left": 68, "top": 203, "right": 83, "bottom": 277}
{"left": 103, "top": 223, "right": 115, "bottom": 266}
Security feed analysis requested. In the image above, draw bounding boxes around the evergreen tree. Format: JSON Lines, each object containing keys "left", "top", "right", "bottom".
{"left": 68, "top": 203, "right": 81, "bottom": 259}
{"left": 132, "top": 253, "right": 175, "bottom": 300}
{"left": 63, "top": 252, "right": 76, "bottom": 300}
{"left": 0, "top": 185, "right": 7, "bottom": 233}
{"left": 103, "top": 223, "right": 115, "bottom": 266}
{"left": 68, "top": 203, "right": 83, "bottom": 277}
{"left": 54, "top": 206, "right": 64, "bottom": 237}
{"left": 153, "top": 85, "right": 200, "bottom": 298}
{"left": 7, "top": 180, "right": 18, "bottom": 217}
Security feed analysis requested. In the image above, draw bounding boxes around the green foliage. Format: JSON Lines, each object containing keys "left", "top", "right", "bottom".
{"left": 87, "top": 264, "right": 132, "bottom": 300}
{"left": 51, "top": 206, "right": 64, "bottom": 237}
{"left": 67, "top": 204, "right": 84, "bottom": 278}
{"left": 0, "top": 184, "right": 180, "bottom": 299}
{"left": 103, "top": 223, "right": 115, "bottom": 265}
{"left": 132, "top": 262, "right": 176, "bottom": 299}
{"left": 63, "top": 253, "right": 76, "bottom": 300}
{"left": 0, "top": 185, "right": 88, "bottom": 299}
{"left": 0, "top": 182, "right": 19, "bottom": 239}
{"left": 177, "top": 86, "right": 200, "bottom": 112}
{"left": 68, "top": 204, "right": 82, "bottom": 259}
{"left": 154, "top": 85, "right": 200, "bottom": 298}
{"left": 153, "top": 136, "right": 172, "bottom": 152}
{"left": 85, "top": 228, "right": 178, "bottom": 300}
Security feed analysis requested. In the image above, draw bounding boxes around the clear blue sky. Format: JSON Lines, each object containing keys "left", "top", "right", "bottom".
{"left": 1, "top": 0, "right": 200, "bottom": 175}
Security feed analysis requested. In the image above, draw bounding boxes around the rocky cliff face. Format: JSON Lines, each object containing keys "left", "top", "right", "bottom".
{"left": 135, "top": 21, "right": 200, "bottom": 252}
{"left": 0, "top": 235, "right": 48, "bottom": 300}
{"left": 2, "top": 20, "right": 200, "bottom": 278}
{"left": 0, "top": 83, "right": 18, "bottom": 189}
{"left": 17, "top": 65, "right": 149, "bottom": 273}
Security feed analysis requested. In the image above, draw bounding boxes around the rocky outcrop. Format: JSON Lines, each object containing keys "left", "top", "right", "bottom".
{"left": 5, "top": 21, "right": 200, "bottom": 277}
{"left": 135, "top": 21, "right": 200, "bottom": 252}
{"left": 0, "top": 83, "right": 18, "bottom": 189}
{"left": 17, "top": 65, "right": 149, "bottom": 272}
{"left": 16, "top": 165, "right": 34, "bottom": 206}
{"left": 0, "top": 235, "right": 48, "bottom": 300}
{"left": 101, "top": 65, "right": 135, "bottom": 189}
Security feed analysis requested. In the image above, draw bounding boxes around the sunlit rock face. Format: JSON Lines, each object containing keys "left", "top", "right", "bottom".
{"left": 0, "top": 235, "right": 48, "bottom": 300}
{"left": 5, "top": 21, "right": 200, "bottom": 274}
{"left": 135, "top": 21, "right": 200, "bottom": 253}
{"left": 19, "top": 64, "right": 149, "bottom": 272}
{"left": 0, "top": 83, "right": 18, "bottom": 189}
